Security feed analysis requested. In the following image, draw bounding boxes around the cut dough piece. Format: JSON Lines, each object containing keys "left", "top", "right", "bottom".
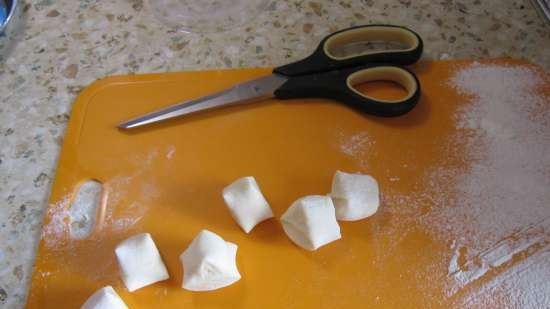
{"left": 180, "top": 230, "right": 241, "bottom": 291}
{"left": 331, "top": 170, "right": 380, "bottom": 221}
{"left": 281, "top": 195, "right": 341, "bottom": 251}
{"left": 115, "top": 233, "right": 169, "bottom": 292}
{"left": 222, "top": 176, "right": 274, "bottom": 233}
{"left": 80, "top": 286, "right": 129, "bottom": 309}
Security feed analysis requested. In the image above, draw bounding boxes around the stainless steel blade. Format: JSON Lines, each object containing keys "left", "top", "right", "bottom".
{"left": 118, "top": 74, "right": 288, "bottom": 129}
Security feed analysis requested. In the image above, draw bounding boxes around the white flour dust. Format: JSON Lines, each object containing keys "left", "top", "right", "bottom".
{"left": 42, "top": 148, "right": 162, "bottom": 247}
{"left": 166, "top": 145, "right": 176, "bottom": 160}
{"left": 455, "top": 248, "right": 550, "bottom": 309}
{"left": 338, "top": 131, "right": 373, "bottom": 168}
{"left": 102, "top": 178, "right": 149, "bottom": 232}
{"left": 101, "top": 148, "right": 161, "bottom": 232}
{"left": 421, "top": 63, "right": 550, "bottom": 306}
{"left": 42, "top": 195, "right": 71, "bottom": 248}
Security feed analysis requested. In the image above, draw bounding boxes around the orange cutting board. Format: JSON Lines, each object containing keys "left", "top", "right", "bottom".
{"left": 26, "top": 59, "right": 548, "bottom": 309}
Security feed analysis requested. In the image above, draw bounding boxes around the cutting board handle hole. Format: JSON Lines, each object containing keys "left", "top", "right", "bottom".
{"left": 69, "top": 180, "right": 104, "bottom": 239}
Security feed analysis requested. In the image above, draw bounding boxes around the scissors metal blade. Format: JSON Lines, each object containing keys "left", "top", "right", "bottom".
{"left": 118, "top": 74, "right": 288, "bottom": 129}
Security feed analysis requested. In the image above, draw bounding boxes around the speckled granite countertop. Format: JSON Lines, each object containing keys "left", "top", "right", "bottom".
{"left": 0, "top": 0, "right": 548, "bottom": 308}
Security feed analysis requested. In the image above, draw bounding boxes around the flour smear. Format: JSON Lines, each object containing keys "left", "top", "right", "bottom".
{"left": 42, "top": 148, "right": 161, "bottom": 248}
{"left": 422, "top": 62, "right": 550, "bottom": 307}
{"left": 339, "top": 131, "right": 373, "bottom": 168}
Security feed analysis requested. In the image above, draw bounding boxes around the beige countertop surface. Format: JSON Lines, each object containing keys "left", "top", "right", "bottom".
{"left": 0, "top": 0, "right": 549, "bottom": 308}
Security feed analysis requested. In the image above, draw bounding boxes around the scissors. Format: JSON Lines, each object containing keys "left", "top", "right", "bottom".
{"left": 119, "top": 24, "right": 423, "bottom": 129}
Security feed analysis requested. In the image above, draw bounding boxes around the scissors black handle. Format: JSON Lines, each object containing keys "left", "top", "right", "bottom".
{"left": 274, "top": 24, "right": 423, "bottom": 76}
{"left": 272, "top": 24, "right": 423, "bottom": 117}
{"left": 274, "top": 63, "right": 420, "bottom": 117}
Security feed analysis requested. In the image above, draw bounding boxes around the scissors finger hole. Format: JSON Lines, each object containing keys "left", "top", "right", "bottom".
{"left": 329, "top": 41, "right": 408, "bottom": 59}
{"left": 353, "top": 80, "right": 409, "bottom": 102}
{"left": 324, "top": 26, "right": 419, "bottom": 60}
{"left": 346, "top": 66, "right": 417, "bottom": 104}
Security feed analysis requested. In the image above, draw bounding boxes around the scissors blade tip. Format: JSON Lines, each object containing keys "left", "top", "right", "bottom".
{"left": 117, "top": 123, "right": 130, "bottom": 130}
{"left": 117, "top": 119, "right": 142, "bottom": 130}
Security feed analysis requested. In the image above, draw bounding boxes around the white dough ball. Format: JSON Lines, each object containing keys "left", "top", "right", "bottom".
{"left": 331, "top": 170, "right": 380, "bottom": 221}
{"left": 115, "top": 233, "right": 170, "bottom": 292}
{"left": 280, "top": 195, "right": 341, "bottom": 251}
{"left": 80, "top": 286, "right": 129, "bottom": 309}
{"left": 180, "top": 230, "right": 241, "bottom": 291}
{"left": 222, "top": 176, "right": 274, "bottom": 233}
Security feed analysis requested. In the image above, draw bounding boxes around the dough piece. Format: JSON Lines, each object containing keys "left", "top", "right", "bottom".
{"left": 330, "top": 170, "right": 380, "bottom": 221}
{"left": 80, "top": 286, "right": 129, "bottom": 309}
{"left": 222, "top": 176, "right": 274, "bottom": 233}
{"left": 180, "top": 230, "right": 241, "bottom": 291}
{"left": 280, "top": 195, "right": 341, "bottom": 251}
{"left": 115, "top": 233, "right": 170, "bottom": 292}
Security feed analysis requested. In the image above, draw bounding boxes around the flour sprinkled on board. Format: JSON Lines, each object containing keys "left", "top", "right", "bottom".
{"left": 421, "top": 63, "right": 550, "bottom": 305}
{"left": 454, "top": 249, "right": 550, "bottom": 309}
{"left": 166, "top": 145, "right": 176, "bottom": 160}
{"left": 340, "top": 131, "right": 371, "bottom": 156}
{"left": 42, "top": 148, "right": 162, "bottom": 248}
{"left": 42, "top": 195, "right": 71, "bottom": 248}
{"left": 338, "top": 131, "right": 373, "bottom": 168}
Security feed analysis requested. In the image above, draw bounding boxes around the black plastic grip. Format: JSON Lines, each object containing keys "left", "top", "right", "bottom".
{"left": 273, "top": 64, "right": 421, "bottom": 117}
{"left": 273, "top": 24, "right": 423, "bottom": 77}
